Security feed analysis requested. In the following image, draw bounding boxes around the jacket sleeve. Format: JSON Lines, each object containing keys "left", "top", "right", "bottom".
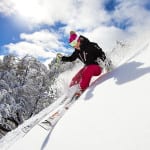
{"left": 92, "top": 43, "right": 106, "bottom": 61}
{"left": 61, "top": 50, "right": 78, "bottom": 62}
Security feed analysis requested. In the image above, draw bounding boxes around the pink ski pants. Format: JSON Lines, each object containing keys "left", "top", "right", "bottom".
{"left": 69, "top": 64, "right": 102, "bottom": 90}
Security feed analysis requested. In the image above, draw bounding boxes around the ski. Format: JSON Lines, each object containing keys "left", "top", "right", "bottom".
{"left": 38, "top": 93, "right": 79, "bottom": 131}
{"left": 21, "top": 94, "right": 68, "bottom": 133}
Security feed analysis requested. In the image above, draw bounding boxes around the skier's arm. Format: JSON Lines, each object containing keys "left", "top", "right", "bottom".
{"left": 61, "top": 50, "right": 78, "bottom": 62}
{"left": 93, "top": 43, "right": 106, "bottom": 61}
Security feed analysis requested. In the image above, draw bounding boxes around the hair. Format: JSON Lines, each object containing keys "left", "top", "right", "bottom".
{"left": 70, "top": 31, "right": 76, "bottom": 35}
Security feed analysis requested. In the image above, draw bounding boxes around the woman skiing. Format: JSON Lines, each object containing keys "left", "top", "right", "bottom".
{"left": 58, "top": 31, "right": 107, "bottom": 96}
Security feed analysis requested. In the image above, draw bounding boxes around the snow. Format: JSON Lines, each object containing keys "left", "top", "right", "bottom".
{"left": 45, "top": 45, "right": 150, "bottom": 150}
{"left": 1, "top": 40, "right": 150, "bottom": 150}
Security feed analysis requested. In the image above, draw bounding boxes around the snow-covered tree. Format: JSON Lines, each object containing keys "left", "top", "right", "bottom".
{"left": 0, "top": 54, "right": 76, "bottom": 138}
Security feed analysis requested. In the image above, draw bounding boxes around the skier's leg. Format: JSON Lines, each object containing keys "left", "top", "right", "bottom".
{"left": 79, "top": 65, "right": 102, "bottom": 90}
{"left": 69, "top": 67, "right": 84, "bottom": 87}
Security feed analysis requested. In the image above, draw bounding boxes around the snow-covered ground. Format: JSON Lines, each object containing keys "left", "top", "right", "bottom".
{"left": 1, "top": 38, "right": 150, "bottom": 150}
{"left": 46, "top": 46, "right": 150, "bottom": 150}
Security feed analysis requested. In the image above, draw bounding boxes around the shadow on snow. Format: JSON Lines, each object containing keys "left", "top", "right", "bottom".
{"left": 84, "top": 61, "right": 150, "bottom": 100}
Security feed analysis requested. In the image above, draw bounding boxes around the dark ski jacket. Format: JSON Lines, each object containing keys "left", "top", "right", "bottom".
{"left": 62, "top": 35, "right": 106, "bottom": 66}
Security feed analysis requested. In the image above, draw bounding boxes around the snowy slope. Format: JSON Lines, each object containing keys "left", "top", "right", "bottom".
{"left": 44, "top": 45, "right": 150, "bottom": 150}
{"left": 2, "top": 41, "right": 150, "bottom": 150}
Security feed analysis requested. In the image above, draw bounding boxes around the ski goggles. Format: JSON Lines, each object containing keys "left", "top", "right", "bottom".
{"left": 69, "top": 34, "right": 80, "bottom": 47}
{"left": 69, "top": 40, "right": 78, "bottom": 47}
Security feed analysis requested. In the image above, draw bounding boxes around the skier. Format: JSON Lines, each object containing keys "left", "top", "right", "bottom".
{"left": 57, "top": 31, "right": 108, "bottom": 97}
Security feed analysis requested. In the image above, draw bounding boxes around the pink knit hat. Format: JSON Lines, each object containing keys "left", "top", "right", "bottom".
{"left": 69, "top": 31, "right": 78, "bottom": 43}
{"left": 69, "top": 33, "right": 77, "bottom": 43}
{"left": 69, "top": 31, "right": 80, "bottom": 47}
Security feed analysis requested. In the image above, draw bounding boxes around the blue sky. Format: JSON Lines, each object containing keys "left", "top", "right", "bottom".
{"left": 0, "top": 15, "right": 30, "bottom": 54}
{"left": 0, "top": 0, "right": 150, "bottom": 65}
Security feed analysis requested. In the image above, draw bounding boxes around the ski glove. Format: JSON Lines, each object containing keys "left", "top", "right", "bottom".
{"left": 101, "top": 54, "right": 106, "bottom": 61}
{"left": 96, "top": 57, "right": 113, "bottom": 72}
{"left": 56, "top": 53, "right": 63, "bottom": 64}
{"left": 57, "top": 53, "right": 62, "bottom": 59}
